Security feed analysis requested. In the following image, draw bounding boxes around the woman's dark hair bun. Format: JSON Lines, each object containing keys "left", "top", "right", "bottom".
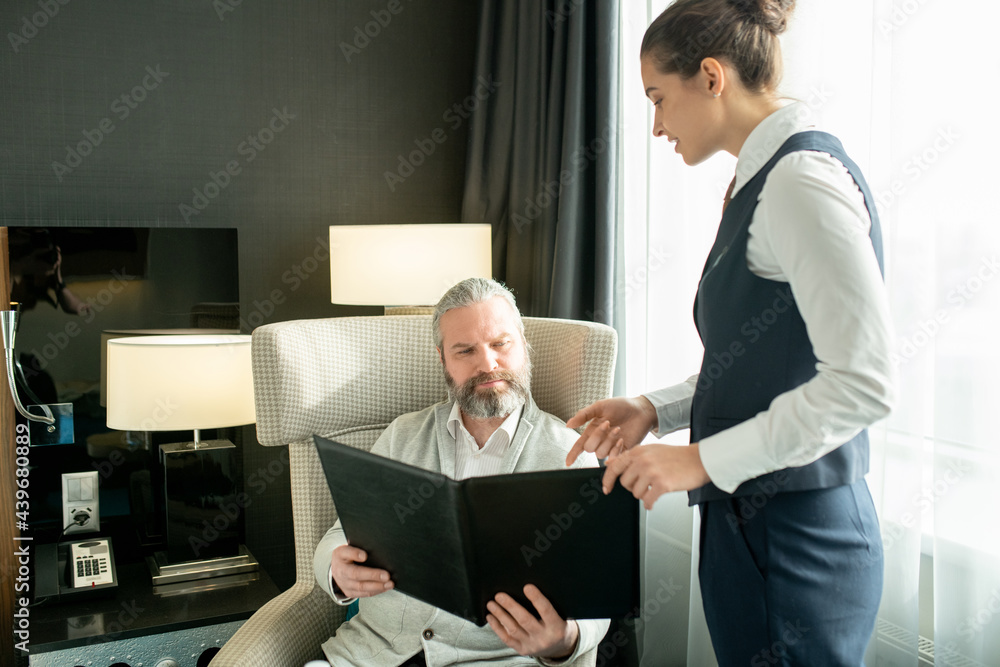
{"left": 728, "top": 0, "right": 795, "bottom": 35}
{"left": 641, "top": 0, "right": 793, "bottom": 92}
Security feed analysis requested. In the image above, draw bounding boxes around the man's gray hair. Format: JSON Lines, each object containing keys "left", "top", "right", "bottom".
{"left": 432, "top": 278, "right": 524, "bottom": 350}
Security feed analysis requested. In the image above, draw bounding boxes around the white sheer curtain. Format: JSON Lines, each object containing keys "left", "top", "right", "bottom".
{"left": 620, "top": 1, "right": 1000, "bottom": 665}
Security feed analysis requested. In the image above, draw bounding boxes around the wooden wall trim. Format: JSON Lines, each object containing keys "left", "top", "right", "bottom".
{"left": 1, "top": 227, "right": 16, "bottom": 659}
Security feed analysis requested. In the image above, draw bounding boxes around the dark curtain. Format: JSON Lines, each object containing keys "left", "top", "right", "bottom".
{"left": 461, "top": 7, "right": 633, "bottom": 663}
{"left": 462, "top": 0, "right": 620, "bottom": 325}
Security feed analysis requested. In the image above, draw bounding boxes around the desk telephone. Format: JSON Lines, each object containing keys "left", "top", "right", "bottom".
{"left": 69, "top": 539, "right": 116, "bottom": 588}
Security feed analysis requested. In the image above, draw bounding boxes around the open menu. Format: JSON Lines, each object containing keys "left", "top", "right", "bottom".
{"left": 314, "top": 435, "right": 640, "bottom": 626}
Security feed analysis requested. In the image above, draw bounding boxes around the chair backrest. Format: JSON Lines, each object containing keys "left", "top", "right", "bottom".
{"left": 250, "top": 315, "right": 617, "bottom": 586}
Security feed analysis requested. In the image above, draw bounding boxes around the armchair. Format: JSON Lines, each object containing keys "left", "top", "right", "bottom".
{"left": 211, "top": 315, "right": 618, "bottom": 667}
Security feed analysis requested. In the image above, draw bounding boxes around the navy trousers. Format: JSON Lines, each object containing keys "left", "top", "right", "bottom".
{"left": 698, "top": 479, "right": 883, "bottom": 666}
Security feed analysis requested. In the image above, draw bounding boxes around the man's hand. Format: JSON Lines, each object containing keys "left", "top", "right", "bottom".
{"left": 565, "top": 397, "right": 659, "bottom": 465}
{"left": 487, "top": 585, "right": 579, "bottom": 660}
{"left": 330, "top": 545, "right": 394, "bottom": 599}
{"left": 601, "top": 443, "right": 711, "bottom": 509}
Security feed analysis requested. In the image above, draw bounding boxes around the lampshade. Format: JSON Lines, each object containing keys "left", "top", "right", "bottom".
{"left": 106, "top": 334, "right": 255, "bottom": 432}
{"left": 329, "top": 223, "right": 491, "bottom": 306}
{"left": 99, "top": 328, "right": 239, "bottom": 407}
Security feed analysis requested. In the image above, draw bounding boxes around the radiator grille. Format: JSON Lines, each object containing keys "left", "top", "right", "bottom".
{"left": 876, "top": 618, "right": 988, "bottom": 667}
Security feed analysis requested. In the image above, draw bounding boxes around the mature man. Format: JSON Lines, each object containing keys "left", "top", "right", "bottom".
{"left": 314, "top": 278, "right": 609, "bottom": 666}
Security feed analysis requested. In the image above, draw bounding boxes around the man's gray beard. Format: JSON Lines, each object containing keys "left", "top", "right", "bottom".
{"left": 445, "top": 362, "right": 532, "bottom": 420}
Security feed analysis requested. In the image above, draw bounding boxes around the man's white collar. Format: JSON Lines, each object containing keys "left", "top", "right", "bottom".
{"left": 446, "top": 399, "right": 524, "bottom": 442}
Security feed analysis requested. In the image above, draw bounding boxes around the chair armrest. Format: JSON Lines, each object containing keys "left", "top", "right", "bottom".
{"left": 210, "top": 582, "right": 346, "bottom": 667}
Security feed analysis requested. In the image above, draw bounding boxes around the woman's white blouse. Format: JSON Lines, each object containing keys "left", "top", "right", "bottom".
{"left": 645, "top": 102, "right": 896, "bottom": 494}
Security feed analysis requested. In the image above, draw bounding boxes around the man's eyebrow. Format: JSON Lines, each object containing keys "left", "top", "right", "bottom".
{"left": 447, "top": 333, "right": 514, "bottom": 350}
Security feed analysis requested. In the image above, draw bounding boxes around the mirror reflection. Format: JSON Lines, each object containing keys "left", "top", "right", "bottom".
{"left": 7, "top": 226, "right": 240, "bottom": 550}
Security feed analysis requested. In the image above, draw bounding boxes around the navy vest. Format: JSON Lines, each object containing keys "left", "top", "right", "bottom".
{"left": 688, "top": 131, "right": 884, "bottom": 506}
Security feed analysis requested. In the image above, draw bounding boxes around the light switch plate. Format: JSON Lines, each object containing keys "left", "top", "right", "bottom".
{"left": 62, "top": 471, "right": 100, "bottom": 535}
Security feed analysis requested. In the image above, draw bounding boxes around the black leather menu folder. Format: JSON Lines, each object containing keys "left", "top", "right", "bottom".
{"left": 314, "top": 435, "right": 640, "bottom": 626}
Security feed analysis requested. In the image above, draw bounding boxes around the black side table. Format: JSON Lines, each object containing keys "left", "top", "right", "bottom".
{"left": 27, "top": 559, "right": 280, "bottom": 666}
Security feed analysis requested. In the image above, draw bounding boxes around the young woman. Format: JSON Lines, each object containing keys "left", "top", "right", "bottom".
{"left": 566, "top": 0, "right": 894, "bottom": 664}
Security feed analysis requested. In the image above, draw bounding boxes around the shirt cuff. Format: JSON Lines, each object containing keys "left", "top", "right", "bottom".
{"left": 535, "top": 618, "right": 609, "bottom": 666}
{"left": 534, "top": 621, "right": 579, "bottom": 666}
{"left": 642, "top": 375, "right": 697, "bottom": 436}
{"left": 697, "top": 417, "right": 775, "bottom": 493}
{"left": 328, "top": 564, "right": 357, "bottom": 606}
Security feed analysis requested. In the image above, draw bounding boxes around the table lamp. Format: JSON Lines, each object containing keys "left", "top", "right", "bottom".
{"left": 106, "top": 334, "right": 258, "bottom": 584}
{"left": 329, "top": 223, "right": 492, "bottom": 313}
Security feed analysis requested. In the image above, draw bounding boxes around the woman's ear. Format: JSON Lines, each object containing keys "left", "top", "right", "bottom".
{"left": 700, "top": 57, "right": 727, "bottom": 97}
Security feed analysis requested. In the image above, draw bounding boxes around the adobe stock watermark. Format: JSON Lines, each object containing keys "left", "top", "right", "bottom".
{"left": 178, "top": 106, "right": 297, "bottom": 222}
{"left": 520, "top": 477, "right": 604, "bottom": 566}
{"left": 85, "top": 599, "right": 145, "bottom": 646}
{"left": 213, "top": 0, "right": 244, "bottom": 21}
{"left": 340, "top": 0, "right": 416, "bottom": 63}
{"left": 133, "top": 396, "right": 181, "bottom": 432}
{"left": 384, "top": 74, "right": 501, "bottom": 192}
{"left": 393, "top": 474, "right": 447, "bottom": 524}
{"left": 934, "top": 642, "right": 989, "bottom": 667}
{"left": 617, "top": 247, "right": 671, "bottom": 297}
{"left": 873, "top": 126, "right": 959, "bottom": 216}
{"left": 189, "top": 447, "right": 291, "bottom": 556}
{"left": 546, "top": 0, "right": 583, "bottom": 28}
{"left": 691, "top": 285, "right": 798, "bottom": 394}
{"left": 879, "top": 456, "right": 973, "bottom": 556}
{"left": 929, "top": 593, "right": 1000, "bottom": 667}
{"left": 509, "top": 121, "right": 619, "bottom": 235}
{"left": 585, "top": 246, "right": 671, "bottom": 324}
{"left": 724, "top": 471, "right": 792, "bottom": 533}
{"left": 619, "top": 577, "right": 684, "bottom": 630}
{"left": 51, "top": 65, "right": 170, "bottom": 182}
{"left": 670, "top": 13, "right": 726, "bottom": 72}
{"left": 728, "top": 412, "right": 881, "bottom": 536}
{"left": 7, "top": 0, "right": 70, "bottom": 53}
{"left": 890, "top": 254, "right": 998, "bottom": 368}
{"left": 20, "top": 268, "right": 137, "bottom": 383}
{"left": 598, "top": 281, "right": 798, "bottom": 390}
{"left": 596, "top": 577, "right": 685, "bottom": 667}
{"left": 750, "top": 620, "right": 810, "bottom": 666}
{"left": 90, "top": 394, "right": 183, "bottom": 481}
{"left": 956, "top": 587, "right": 1000, "bottom": 644}
{"left": 734, "top": 84, "right": 835, "bottom": 176}
{"left": 877, "top": 0, "right": 932, "bottom": 38}
{"left": 238, "top": 234, "right": 332, "bottom": 332}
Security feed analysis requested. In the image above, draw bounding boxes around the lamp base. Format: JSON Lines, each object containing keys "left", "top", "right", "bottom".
{"left": 160, "top": 438, "right": 241, "bottom": 563}
{"left": 146, "top": 544, "right": 259, "bottom": 585}
{"left": 163, "top": 437, "right": 235, "bottom": 451}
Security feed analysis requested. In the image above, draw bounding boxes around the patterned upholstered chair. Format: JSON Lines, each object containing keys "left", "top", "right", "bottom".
{"left": 210, "top": 315, "right": 618, "bottom": 667}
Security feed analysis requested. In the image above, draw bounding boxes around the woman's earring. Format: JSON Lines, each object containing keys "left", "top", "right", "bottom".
{"left": 713, "top": 92, "right": 720, "bottom": 98}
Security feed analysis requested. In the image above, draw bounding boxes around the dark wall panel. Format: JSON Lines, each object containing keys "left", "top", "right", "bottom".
{"left": 2, "top": 0, "right": 480, "bottom": 589}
